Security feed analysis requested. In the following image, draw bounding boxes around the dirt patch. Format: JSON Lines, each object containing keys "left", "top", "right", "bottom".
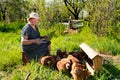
{"left": 100, "top": 54, "right": 120, "bottom": 65}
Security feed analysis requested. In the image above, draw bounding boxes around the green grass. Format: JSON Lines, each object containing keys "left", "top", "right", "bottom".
{"left": 8, "top": 62, "right": 73, "bottom": 80}
{"left": 0, "top": 22, "right": 120, "bottom": 80}
{"left": 0, "top": 31, "right": 21, "bottom": 70}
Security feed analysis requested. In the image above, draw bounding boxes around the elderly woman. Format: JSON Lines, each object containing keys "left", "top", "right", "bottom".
{"left": 21, "top": 12, "right": 51, "bottom": 62}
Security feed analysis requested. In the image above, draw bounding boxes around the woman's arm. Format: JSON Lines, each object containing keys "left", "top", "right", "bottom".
{"left": 21, "top": 36, "right": 41, "bottom": 45}
{"left": 40, "top": 35, "right": 49, "bottom": 40}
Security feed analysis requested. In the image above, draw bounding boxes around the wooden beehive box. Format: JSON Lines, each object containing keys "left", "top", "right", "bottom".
{"left": 79, "top": 43, "right": 102, "bottom": 75}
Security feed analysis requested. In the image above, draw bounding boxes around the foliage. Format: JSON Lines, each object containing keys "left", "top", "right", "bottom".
{"left": 107, "top": 24, "right": 120, "bottom": 42}
{"left": 85, "top": 0, "right": 120, "bottom": 36}
{"left": 45, "top": 1, "right": 71, "bottom": 23}
{"left": 0, "top": 0, "right": 85, "bottom": 23}
{"left": 0, "top": 0, "right": 29, "bottom": 22}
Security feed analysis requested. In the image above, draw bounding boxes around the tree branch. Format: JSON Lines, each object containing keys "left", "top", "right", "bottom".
{"left": 67, "top": 0, "right": 75, "bottom": 9}
{"left": 64, "top": 0, "right": 75, "bottom": 16}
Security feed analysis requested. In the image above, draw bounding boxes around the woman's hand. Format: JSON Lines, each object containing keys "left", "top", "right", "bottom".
{"left": 34, "top": 38, "right": 42, "bottom": 45}
{"left": 43, "top": 35, "right": 49, "bottom": 40}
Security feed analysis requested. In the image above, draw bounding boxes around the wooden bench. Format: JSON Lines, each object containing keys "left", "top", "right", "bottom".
{"left": 64, "top": 16, "right": 83, "bottom": 34}
{"left": 79, "top": 43, "right": 102, "bottom": 75}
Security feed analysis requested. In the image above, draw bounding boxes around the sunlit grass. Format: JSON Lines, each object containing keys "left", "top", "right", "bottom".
{"left": 0, "top": 31, "right": 22, "bottom": 70}
{"left": 0, "top": 23, "right": 120, "bottom": 79}
{"left": 9, "top": 62, "right": 73, "bottom": 80}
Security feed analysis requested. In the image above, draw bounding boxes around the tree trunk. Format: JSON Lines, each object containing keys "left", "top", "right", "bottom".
{"left": 74, "top": 13, "right": 79, "bottom": 20}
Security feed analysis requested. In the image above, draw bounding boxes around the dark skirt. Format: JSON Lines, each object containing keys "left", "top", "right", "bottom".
{"left": 22, "top": 41, "right": 51, "bottom": 61}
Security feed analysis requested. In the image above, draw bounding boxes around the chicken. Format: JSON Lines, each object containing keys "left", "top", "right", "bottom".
{"left": 71, "top": 63, "right": 91, "bottom": 80}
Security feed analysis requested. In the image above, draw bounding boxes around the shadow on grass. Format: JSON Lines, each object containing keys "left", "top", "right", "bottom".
{"left": 93, "top": 61, "right": 120, "bottom": 80}
{"left": 85, "top": 60, "right": 120, "bottom": 80}
{"left": 0, "top": 25, "right": 16, "bottom": 32}
{"left": 103, "top": 62, "right": 120, "bottom": 79}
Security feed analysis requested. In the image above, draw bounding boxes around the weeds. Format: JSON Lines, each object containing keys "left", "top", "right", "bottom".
{"left": 0, "top": 22, "right": 120, "bottom": 79}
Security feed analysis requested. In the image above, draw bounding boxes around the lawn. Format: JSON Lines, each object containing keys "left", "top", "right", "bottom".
{"left": 0, "top": 23, "right": 120, "bottom": 80}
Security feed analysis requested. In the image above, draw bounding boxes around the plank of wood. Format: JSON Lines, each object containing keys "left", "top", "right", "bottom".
{"left": 79, "top": 43, "right": 101, "bottom": 60}
{"left": 85, "top": 61, "right": 94, "bottom": 75}
{"left": 93, "top": 56, "right": 102, "bottom": 71}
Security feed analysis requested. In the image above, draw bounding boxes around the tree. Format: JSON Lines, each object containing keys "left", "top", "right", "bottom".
{"left": 45, "top": 0, "right": 70, "bottom": 23}
{"left": 63, "top": 0, "right": 86, "bottom": 19}
{"left": 85, "top": 0, "right": 120, "bottom": 36}
{"left": 0, "top": 0, "right": 29, "bottom": 22}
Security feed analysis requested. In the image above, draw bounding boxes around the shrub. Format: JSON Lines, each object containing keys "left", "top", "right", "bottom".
{"left": 0, "top": 21, "right": 25, "bottom": 32}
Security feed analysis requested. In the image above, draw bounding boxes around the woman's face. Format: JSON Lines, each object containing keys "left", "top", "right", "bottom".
{"left": 29, "top": 18, "right": 39, "bottom": 26}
